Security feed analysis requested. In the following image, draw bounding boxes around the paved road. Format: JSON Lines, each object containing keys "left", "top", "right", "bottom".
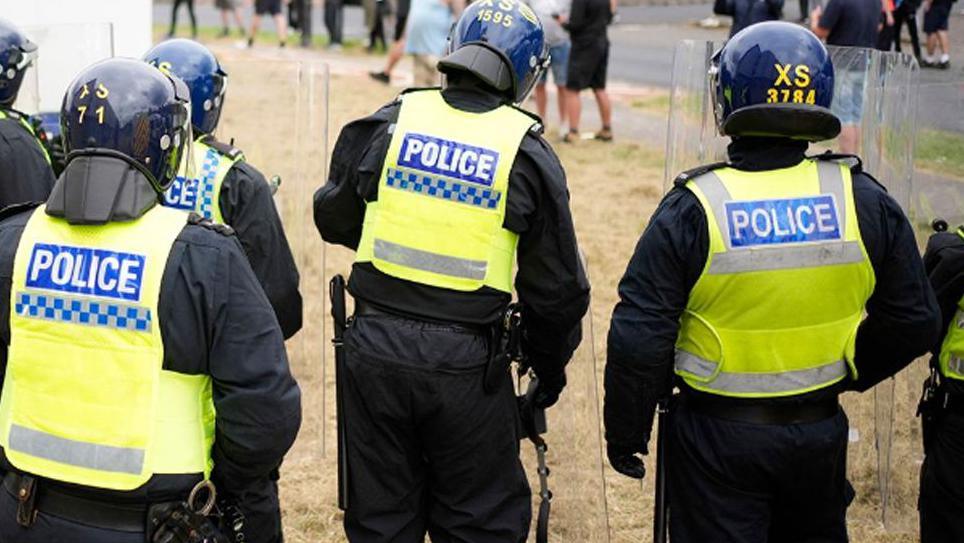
{"left": 157, "top": 0, "right": 961, "bottom": 133}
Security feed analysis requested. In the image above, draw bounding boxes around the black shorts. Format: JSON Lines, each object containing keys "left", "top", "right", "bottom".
{"left": 923, "top": 1, "right": 951, "bottom": 32}
{"left": 566, "top": 39, "right": 609, "bottom": 91}
{"left": 394, "top": 14, "right": 408, "bottom": 41}
{"left": 256, "top": 0, "right": 282, "bottom": 15}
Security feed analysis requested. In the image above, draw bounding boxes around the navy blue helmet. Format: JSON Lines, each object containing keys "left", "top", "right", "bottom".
{"left": 143, "top": 39, "right": 226, "bottom": 135}
{"left": 439, "top": 0, "right": 549, "bottom": 104}
{"left": 61, "top": 58, "right": 192, "bottom": 193}
{"left": 0, "top": 18, "right": 37, "bottom": 107}
{"left": 711, "top": 22, "right": 840, "bottom": 142}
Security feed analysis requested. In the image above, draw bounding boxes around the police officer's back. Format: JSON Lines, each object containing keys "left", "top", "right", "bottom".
{"left": 0, "top": 18, "right": 55, "bottom": 209}
{"left": 605, "top": 22, "right": 939, "bottom": 543}
{"left": 143, "top": 39, "right": 303, "bottom": 339}
{"left": 919, "top": 224, "right": 964, "bottom": 543}
{"left": 314, "top": 1, "right": 590, "bottom": 539}
{"left": 0, "top": 59, "right": 301, "bottom": 543}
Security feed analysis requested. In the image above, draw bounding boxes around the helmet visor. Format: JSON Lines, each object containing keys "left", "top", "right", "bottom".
{"left": 164, "top": 75, "right": 195, "bottom": 192}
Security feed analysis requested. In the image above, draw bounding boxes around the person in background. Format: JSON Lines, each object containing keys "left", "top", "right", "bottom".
{"left": 0, "top": 19, "right": 55, "bottom": 209}
{"left": 714, "top": 0, "right": 785, "bottom": 37}
{"left": 366, "top": 0, "right": 389, "bottom": 52}
{"left": 249, "top": 0, "right": 290, "bottom": 47}
{"left": 369, "top": 0, "right": 411, "bottom": 83}
{"left": 893, "top": 0, "right": 923, "bottom": 59}
{"left": 404, "top": 0, "right": 463, "bottom": 87}
{"left": 168, "top": 0, "right": 198, "bottom": 39}
{"left": 217, "top": 0, "right": 247, "bottom": 38}
{"left": 811, "top": 0, "right": 879, "bottom": 153}
{"left": 529, "top": 0, "right": 572, "bottom": 134}
{"left": 876, "top": 0, "right": 896, "bottom": 50}
{"left": 922, "top": 0, "right": 954, "bottom": 68}
{"left": 564, "top": 0, "right": 613, "bottom": 143}
{"left": 325, "top": 0, "right": 345, "bottom": 50}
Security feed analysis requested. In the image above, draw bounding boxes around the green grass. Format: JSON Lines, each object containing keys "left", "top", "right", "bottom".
{"left": 916, "top": 128, "right": 964, "bottom": 181}
{"left": 630, "top": 93, "right": 670, "bottom": 112}
{"left": 155, "top": 24, "right": 366, "bottom": 52}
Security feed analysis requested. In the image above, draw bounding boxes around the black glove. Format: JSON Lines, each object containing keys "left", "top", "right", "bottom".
{"left": 607, "top": 444, "right": 647, "bottom": 479}
{"left": 533, "top": 372, "right": 567, "bottom": 409}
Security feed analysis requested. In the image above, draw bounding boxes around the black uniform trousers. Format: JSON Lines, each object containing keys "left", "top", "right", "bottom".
{"left": 342, "top": 313, "right": 531, "bottom": 542}
{"left": 0, "top": 490, "right": 142, "bottom": 543}
{"left": 667, "top": 402, "right": 852, "bottom": 543}
{"left": 920, "top": 411, "right": 964, "bottom": 543}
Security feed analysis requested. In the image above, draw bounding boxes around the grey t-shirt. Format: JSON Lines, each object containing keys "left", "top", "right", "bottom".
{"left": 528, "top": 0, "right": 571, "bottom": 47}
{"left": 819, "top": 0, "right": 880, "bottom": 47}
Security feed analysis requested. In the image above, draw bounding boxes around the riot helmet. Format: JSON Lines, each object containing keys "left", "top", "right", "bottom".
{"left": 143, "top": 39, "right": 227, "bottom": 136}
{"left": 0, "top": 18, "right": 37, "bottom": 108}
{"left": 711, "top": 22, "right": 840, "bottom": 142}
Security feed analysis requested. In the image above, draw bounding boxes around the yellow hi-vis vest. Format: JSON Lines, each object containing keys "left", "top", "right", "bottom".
{"left": 675, "top": 159, "right": 876, "bottom": 398}
{"left": 355, "top": 90, "right": 536, "bottom": 293}
{"left": 939, "top": 230, "right": 964, "bottom": 380}
{"left": 0, "top": 205, "right": 215, "bottom": 491}
{"left": 162, "top": 137, "right": 244, "bottom": 224}
{"left": 0, "top": 110, "right": 51, "bottom": 165}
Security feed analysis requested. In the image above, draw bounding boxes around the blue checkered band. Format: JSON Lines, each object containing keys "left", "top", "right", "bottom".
{"left": 15, "top": 290, "right": 153, "bottom": 333}
{"left": 385, "top": 168, "right": 502, "bottom": 210}
{"left": 198, "top": 148, "right": 221, "bottom": 220}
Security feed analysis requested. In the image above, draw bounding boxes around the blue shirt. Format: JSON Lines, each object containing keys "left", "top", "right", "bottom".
{"left": 405, "top": 0, "right": 454, "bottom": 56}
{"left": 819, "top": 0, "right": 880, "bottom": 47}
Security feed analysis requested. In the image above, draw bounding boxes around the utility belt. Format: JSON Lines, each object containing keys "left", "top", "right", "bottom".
{"left": 683, "top": 391, "right": 840, "bottom": 425}
{"left": 2, "top": 471, "right": 238, "bottom": 542}
{"left": 353, "top": 299, "right": 494, "bottom": 336}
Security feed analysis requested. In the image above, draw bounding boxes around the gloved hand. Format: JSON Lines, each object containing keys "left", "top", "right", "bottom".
{"left": 533, "top": 372, "right": 567, "bottom": 409}
{"left": 607, "top": 444, "right": 647, "bottom": 479}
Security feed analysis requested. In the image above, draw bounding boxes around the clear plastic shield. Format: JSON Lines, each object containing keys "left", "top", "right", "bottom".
{"left": 16, "top": 23, "right": 115, "bottom": 115}
{"left": 664, "top": 42, "right": 919, "bottom": 213}
{"left": 910, "top": 81, "right": 964, "bottom": 243}
{"left": 214, "top": 56, "right": 330, "bottom": 474}
{"left": 519, "top": 264, "right": 610, "bottom": 542}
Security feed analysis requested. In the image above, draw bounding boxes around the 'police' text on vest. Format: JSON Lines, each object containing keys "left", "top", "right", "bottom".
{"left": 26, "top": 244, "right": 146, "bottom": 301}
{"left": 725, "top": 195, "right": 841, "bottom": 248}
{"left": 398, "top": 132, "right": 500, "bottom": 187}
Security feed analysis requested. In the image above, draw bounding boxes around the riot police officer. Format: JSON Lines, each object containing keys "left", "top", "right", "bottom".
{"left": 919, "top": 224, "right": 964, "bottom": 543}
{"left": 143, "top": 39, "right": 302, "bottom": 338}
{"left": 0, "top": 58, "right": 301, "bottom": 543}
{"left": 0, "top": 18, "right": 55, "bottom": 208}
{"left": 605, "top": 22, "right": 939, "bottom": 542}
{"left": 314, "top": 0, "right": 590, "bottom": 539}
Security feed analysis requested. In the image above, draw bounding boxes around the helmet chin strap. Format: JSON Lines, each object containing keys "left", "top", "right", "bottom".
{"left": 45, "top": 151, "right": 161, "bottom": 225}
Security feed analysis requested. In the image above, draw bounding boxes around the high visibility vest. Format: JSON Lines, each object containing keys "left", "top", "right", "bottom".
{"left": 675, "top": 159, "right": 876, "bottom": 398}
{"left": 0, "top": 110, "right": 51, "bottom": 165}
{"left": 939, "top": 230, "right": 964, "bottom": 381}
{"left": 0, "top": 205, "right": 215, "bottom": 491}
{"left": 355, "top": 89, "right": 535, "bottom": 293}
{"left": 162, "top": 137, "right": 243, "bottom": 224}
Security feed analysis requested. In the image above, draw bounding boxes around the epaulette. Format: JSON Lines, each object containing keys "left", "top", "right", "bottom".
{"left": 672, "top": 161, "right": 729, "bottom": 188}
{"left": 400, "top": 86, "right": 442, "bottom": 97}
{"left": 0, "top": 201, "right": 42, "bottom": 222}
{"left": 809, "top": 151, "right": 863, "bottom": 174}
{"left": 187, "top": 212, "right": 235, "bottom": 237}
{"left": 200, "top": 136, "right": 244, "bottom": 161}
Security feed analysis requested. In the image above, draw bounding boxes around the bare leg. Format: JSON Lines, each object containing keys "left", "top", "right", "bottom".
{"left": 232, "top": 8, "right": 247, "bottom": 35}
{"left": 938, "top": 30, "right": 950, "bottom": 56}
{"left": 566, "top": 88, "right": 582, "bottom": 138}
{"left": 594, "top": 87, "right": 612, "bottom": 134}
{"left": 926, "top": 32, "right": 937, "bottom": 57}
{"left": 249, "top": 15, "right": 261, "bottom": 46}
{"left": 275, "top": 13, "right": 288, "bottom": 44}
{"left": 534, "top": 83, "right": 548, "bottom": 121}
{"left": 555, "top": 84, "right": 568, "bottom": 130}
{"left": 838, "top": 125, "right": 860, "bottom": 154}
{"left": 385, "top": 37, "right": 406, "bottom": 73}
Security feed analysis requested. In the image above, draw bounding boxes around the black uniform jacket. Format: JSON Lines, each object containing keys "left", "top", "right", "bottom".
{"left": 209, "top": 137, "right": 303, "bottom": 339}
{"left": 314, "top": 87, "right": 591, "bottom": 381}
{"left": 923, "top": 228, "right": 964, "bottom": 395}
{"left": 0, "top": 112, "right": 55, "bottom": 209}
{"left": 606, "top": 137, "right": 941, "bottom": 454}
{"left": 0, "top": 202, "right": 302, "bottom": 507}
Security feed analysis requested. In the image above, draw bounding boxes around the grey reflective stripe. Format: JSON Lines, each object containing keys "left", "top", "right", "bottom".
{"left": 8, "top": 424, "right": 144, "bottom": 475}
{"left": 691, "top": 163, "right": 864, "bottom": 275}
{"left": 676, "top": 351, "right": 848, "bottom": 394}
{"left": 692, "top": 172, "right": 733, "bottom": 250}
{"left": 374, "top": 239, "right": 487, "bottom": 280}
{"left": 816, "top": 161, "right": 847, "bottom": 237}
{"left": 708, "top": 241, "right": 866, "bottom": 274}
{"left": 948, "top": 356, "right": 964, "bottom": 376}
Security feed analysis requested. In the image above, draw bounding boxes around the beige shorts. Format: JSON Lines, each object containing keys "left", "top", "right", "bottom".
{"left": 412, "top": 54, "right": 440, "bottom": 87}
{"left": 215, "top": 0, "right": 236, "bottom": 9}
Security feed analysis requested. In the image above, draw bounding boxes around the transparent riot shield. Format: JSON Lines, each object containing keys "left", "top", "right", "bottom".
{"left": 518, "top": 257, "right": 610, "bottom": 542}
{"left": 214, "top": 55, "right": 330, "bottom": 475}
{"left": 16, "top": 23, "right": 115, "bottom": 115}
{"left": 665, "top": 41, "right": 922, "bottom": 532}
